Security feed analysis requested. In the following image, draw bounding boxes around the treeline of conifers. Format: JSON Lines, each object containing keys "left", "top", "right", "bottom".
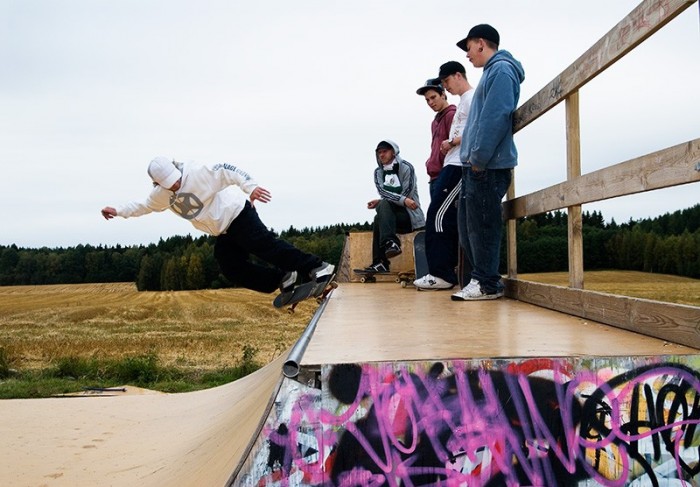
{"left": 1, "top": 205, "right": 699, "bottom": 290}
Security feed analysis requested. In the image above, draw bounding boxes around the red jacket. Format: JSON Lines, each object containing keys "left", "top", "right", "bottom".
{"left": 426, "top": 105, "right": 456, "bottom": 181}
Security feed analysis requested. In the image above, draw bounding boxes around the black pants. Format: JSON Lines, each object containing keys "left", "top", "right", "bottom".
{"left": 425, "top": 165, "right": 461, "bottom": 284}
{"left": 214, "top": 202, "right": 322, "bottom": 293}
{"left": 372, "top": 199, "right": 412, "bottom": 266}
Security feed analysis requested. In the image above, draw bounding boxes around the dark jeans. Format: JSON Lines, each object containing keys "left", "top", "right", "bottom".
{"left": 425, "top": 165, "right": 461, "bottom": 284}
{"left": 461, "top": 167, "right": 511, "bottom": 294}
{"left": 372, "top": 199, "right": 412, "bottom": 265}
{"left": 214, "top": 202, "right": 322, "bottom": 293}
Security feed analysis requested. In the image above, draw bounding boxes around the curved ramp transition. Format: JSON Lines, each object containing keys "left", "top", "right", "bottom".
{"left": 0, "top": 350, "right": 287, "bottom": 487}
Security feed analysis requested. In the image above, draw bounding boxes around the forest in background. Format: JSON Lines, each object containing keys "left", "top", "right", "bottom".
{"left": 1, "top": 205, "right": 698, "bottom": 291}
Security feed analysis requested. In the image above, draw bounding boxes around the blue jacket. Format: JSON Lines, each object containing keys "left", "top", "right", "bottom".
{"left": 460, "top": 50, "right": 525, "bottom": 170}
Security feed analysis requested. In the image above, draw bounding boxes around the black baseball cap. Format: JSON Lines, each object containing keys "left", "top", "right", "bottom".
{"left": 416, "top": 78, "right": 444, "bottom": 95}
{"left": 376, "top": 141, "right": 394, "bottom": 152}
{"left": 438, "top": 61, "right": 466, "bottom": 80}
{"left": 456, "top": 24, "right": 500, "bottom": 52}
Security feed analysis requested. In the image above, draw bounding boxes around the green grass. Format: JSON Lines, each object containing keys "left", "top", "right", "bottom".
{"left": 0, "top": 347, "right": 262, "bottom": 399}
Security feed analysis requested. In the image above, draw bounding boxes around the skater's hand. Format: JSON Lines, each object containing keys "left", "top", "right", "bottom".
{"left": 250, "top": 186, "right": 271, "bottom": 206}
{"left": 367, "top": 199, "right": 380, "bottom": 210}
{"left": 405, "top": 198, "right": 418, "bottom": 210}
{"left": 101, "top": 207, "right": 117, "bottom": 220}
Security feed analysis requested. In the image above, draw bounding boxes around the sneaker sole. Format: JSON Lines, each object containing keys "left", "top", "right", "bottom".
{"left": 451, "top": 293, "right": 503, "bottom": 301}
{"left": 417, "top": 286, "right": 454, "bottom": 291}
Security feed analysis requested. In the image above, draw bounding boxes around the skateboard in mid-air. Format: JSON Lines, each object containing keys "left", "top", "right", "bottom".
{"left": 273, "top": 273, "right": 337, "bottom": 313}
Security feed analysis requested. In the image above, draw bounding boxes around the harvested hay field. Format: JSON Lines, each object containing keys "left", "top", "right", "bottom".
{"left": 0, "top": 283, "right": 316, "bottom": 372}
{"left": 1, "top": 271, "right": 697, "bottom": 374}
{"left": 519, "top": 270, "right": 700, "bottom": 306}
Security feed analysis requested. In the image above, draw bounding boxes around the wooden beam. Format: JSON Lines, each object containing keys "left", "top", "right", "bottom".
{"left": 506, "top": 170, "right": 517, "bottom": 278}
{"left": 566, "top": 92, "right": 584, "bottom": 289}
{"left": 505, "top": 278, "right": 700, "bottom": 349}
{"left": 513, "top": 0, "right": 697, "bottom": 132}
{"left": 504, "top": 138, "right": 700, "bottom": 219}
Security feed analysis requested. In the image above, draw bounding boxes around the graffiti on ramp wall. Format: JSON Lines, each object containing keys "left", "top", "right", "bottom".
{"left": 236, "top": 356, "right": 700, "bottom": 486}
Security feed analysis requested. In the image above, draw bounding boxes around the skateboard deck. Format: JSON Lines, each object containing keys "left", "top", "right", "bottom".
{"left": 413, "top": 230, "right": 429, "bottom": 281}
{"left": 273, "top": 274, "right": 337, "bottom": 313}
{"left": 353, "top": 268, "right": 415, "bottom": 287}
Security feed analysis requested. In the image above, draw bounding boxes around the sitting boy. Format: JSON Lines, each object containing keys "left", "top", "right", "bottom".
{"left": 364, "top": 140, "right": 425, "bottom": 272}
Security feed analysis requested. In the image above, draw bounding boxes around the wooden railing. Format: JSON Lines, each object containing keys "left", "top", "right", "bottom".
{"left": 502, "top": 0, "right": 700, "bottom": 348}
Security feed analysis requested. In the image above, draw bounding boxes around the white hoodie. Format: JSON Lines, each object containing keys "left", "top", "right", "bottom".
{"left": 117, "top": 160, "right": 258, "bottom": 236}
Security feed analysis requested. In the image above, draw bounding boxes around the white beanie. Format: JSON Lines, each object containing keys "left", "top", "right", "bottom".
{"left": 147, "top": 157, "right": 180, "bottom": 188}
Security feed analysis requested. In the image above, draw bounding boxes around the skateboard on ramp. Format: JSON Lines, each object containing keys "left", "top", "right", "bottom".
{"left": 353, "top": 268, "right": 415, "bottom": 287}
{"left": 412, "top": 230, "right": 428, "bottom": 284}
{"left": 273, "top": 274, "right": 337, "bottom": 313}
{"left": 353, "top": 231, "right": 428, "bottom": 288}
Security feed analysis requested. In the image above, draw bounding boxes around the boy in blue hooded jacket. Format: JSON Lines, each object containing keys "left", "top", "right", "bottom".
{"left": 453, "top": 24, "right": 525, "bottom": 301}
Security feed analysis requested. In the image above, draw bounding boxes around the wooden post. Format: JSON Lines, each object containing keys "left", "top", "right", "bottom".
{"left": 566, "top": 91, "right": 584, "bottom": 289}
{"left": 506, "top": 171, "right": 517, "bottom": 279}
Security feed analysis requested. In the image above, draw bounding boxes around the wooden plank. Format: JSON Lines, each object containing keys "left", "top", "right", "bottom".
{"left": 513, "top": 0, "right": 696, "bottom": 132}
{"left": 506, "top": 171, "right": 518, "bottom": 278}
{"left": 504, "top": 138, "right": 700, "bottom": 219}
{"left": 566, "top": 91, "right": 584, "bottom": 289}
{"left": 505, "top": 279, "right": 700, "bottom": 349}
{"left": 301, "top": 284, "right": 698, "bottom": 366}
{"left": 336, "top": 232, "right": 352, "bottom": 283}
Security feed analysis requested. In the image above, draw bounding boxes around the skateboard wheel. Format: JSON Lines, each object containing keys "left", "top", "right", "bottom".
{"left": 360, "top": 277, "right": 367, "bottom": 283}
{"left": 287, "top": 308, "right": 295, "bottom": 314}
{"left": 401, "top": 281, "right": 407, "bottom": 288}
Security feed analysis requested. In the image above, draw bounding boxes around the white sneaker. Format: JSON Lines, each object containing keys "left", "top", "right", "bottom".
{"left": 311, "top": 262, "right": 335, "bottom": 281}
{"left": 413, "top": 274, "right": 454, "bottom": 290}
{"left": 279, "top": 271, "right": 298, "bottom": 293}
{"left": 451, "top": 279, "right": 504, "bottom": 301}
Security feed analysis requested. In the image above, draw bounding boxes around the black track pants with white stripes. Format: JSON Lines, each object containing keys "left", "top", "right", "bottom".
{"left": 425, "top": 165, "right": 461, "bottom": 284}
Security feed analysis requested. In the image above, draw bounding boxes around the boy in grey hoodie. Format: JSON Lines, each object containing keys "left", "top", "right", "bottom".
{"left": 364, "top": 140, "right": 425, "bottom": 272}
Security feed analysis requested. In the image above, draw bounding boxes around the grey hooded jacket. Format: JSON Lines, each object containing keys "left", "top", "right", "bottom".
{"left": 373, "top": 139, "right": 425, "bottom": 230}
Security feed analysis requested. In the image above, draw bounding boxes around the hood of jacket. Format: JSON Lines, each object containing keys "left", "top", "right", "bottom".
{"left": 375, "top": 139, "right": 402, "bottom": 166}
{"left": 484, "top": 50, "right": 525, "bottom": 84}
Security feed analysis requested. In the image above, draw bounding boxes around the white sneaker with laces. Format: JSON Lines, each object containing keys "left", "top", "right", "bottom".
{"left": 413, "top": 274, "right": 454, "bottom": 290}
{"left": 451, "top": 279, "right": 504, "bottom": 301}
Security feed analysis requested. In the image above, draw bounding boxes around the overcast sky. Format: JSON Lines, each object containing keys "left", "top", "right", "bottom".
{"left": 1, "top": 0, "right": 698, "bottom": 248}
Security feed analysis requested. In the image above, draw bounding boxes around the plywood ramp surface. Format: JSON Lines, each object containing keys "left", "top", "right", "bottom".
{"left": 0, "top": 349, "right": 288, "bottom": 487}
{"left": 301, "top": 283, "right": 698, "bottom": 365}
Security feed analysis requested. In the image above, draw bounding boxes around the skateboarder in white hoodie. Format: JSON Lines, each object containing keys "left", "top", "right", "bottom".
{"left": 101, "top": 156, "right": 333, "bottom": 293}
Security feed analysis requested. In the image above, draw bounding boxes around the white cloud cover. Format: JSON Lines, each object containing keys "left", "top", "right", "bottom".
{"left": 1, "top": 0, "right": 698, "bottom": 248}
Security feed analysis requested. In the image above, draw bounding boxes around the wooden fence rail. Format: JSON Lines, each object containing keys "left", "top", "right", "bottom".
{"left": 503, "top": 0, "right": 700, "bottom": 347}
